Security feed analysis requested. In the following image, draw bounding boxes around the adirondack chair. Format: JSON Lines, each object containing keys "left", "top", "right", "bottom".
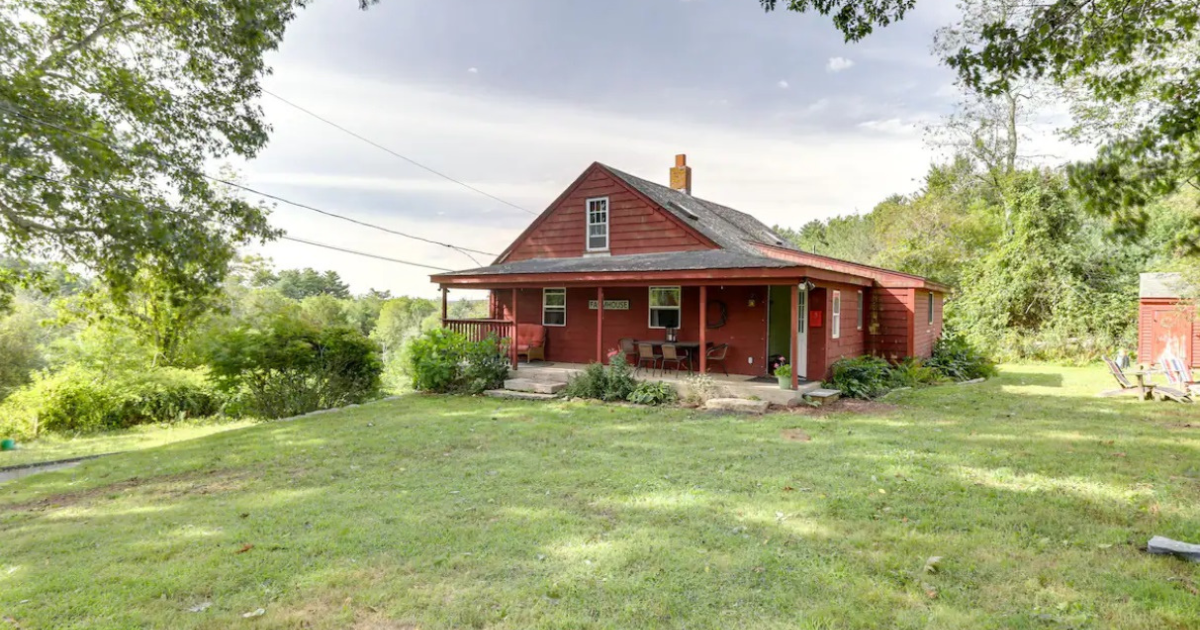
{"left": 1160, "top": 356, "right": 1200, "bottom": 395}
{"left": 1101, "top": 357, "right": 1165, "bottom": 401}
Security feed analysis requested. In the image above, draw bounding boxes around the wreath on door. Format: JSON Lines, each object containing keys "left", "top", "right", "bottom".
{"left": 706, "top": 300, "right": 728, "bottom": 329}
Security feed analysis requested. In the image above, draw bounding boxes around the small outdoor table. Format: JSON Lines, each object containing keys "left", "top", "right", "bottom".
{"left": 1130, "top": 369, "right": 1159, "bottom": 400}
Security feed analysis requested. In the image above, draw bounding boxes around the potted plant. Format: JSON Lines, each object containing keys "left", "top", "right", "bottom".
{"left": 774, "top": 363, "right": 792, "bottom": 389}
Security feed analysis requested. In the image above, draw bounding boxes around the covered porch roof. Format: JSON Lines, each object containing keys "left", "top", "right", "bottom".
{"left": 430, "top": 250, "right": 871, "bottom": 288}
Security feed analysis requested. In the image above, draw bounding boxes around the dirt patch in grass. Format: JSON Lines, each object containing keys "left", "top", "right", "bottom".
{"left": 783, "top": 399, "right": 899, "bottom": 416}
{"left": 1, "top": 468, "right": 249, "bottom": 513}
{"left": 780, "top": 429, "right": 811, "bottom": 442}
{"left": 283, "top": 594, "right": 421, "bottom": 630}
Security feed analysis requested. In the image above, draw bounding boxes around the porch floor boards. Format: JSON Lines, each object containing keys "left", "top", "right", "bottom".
{"left": 511, "top": 362, "right": 822, "bottom": 406}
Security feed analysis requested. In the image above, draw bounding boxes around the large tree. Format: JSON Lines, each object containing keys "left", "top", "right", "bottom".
{"left": 761, "top": 0, "right": 1200, "bottom": 247}
{"left": 0, "top": 0, "right": 312, "bottom": 309}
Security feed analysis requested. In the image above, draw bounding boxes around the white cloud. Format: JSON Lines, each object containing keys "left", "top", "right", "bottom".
{"left": 247, "top": 69, "right": 940, "bottom": 297}
{"left": 466, "top": 67, "right": 478, "bottom": 74}
{"left": 826, "top": 57, "right": 855, "bottom": 73}
{"left": 777, "top": 79, "right": 789, "bottom": 89}
{"left": 857, "top": 117, "right": 921, "bottom": 136}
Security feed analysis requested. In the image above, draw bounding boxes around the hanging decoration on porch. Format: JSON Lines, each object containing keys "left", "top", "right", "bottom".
{"left": 706, "top": 300, "right": 728, "bottom": 329}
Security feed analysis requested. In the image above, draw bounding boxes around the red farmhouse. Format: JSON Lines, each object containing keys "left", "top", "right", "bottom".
{"left": 431, "top": 156, "right": 948, "bottom": 388}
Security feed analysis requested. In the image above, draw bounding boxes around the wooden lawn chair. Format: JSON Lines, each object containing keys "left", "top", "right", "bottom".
{"left": 1101, "top": 357, "right": 1156, "bottom": 400}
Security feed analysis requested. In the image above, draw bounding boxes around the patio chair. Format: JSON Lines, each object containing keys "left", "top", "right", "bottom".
{"left": 617, "top": 337, "right": 637, "bottom": 365}
{"left": 636, "top": 342, "right": 661, "bottom": 376}
{"left": 660, "top": 343, "right": 690, "bottom": 376}
{"left": 516, "top": 323, "right": 547, "bottom": 363}
{"left": 705, "top": 343, "right": 730, "bottom": 376}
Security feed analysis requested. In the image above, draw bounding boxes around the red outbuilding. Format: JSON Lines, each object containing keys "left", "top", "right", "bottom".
{"left": 1138, "top": 272, "right": 1199, "bottom": 367}
{"left": 431, "top": 156, "right": 948, "bottom": 387}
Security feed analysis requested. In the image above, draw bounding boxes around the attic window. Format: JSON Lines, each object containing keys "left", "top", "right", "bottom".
{"left": 586, "top": 197, "right": 609, "bottom": 251}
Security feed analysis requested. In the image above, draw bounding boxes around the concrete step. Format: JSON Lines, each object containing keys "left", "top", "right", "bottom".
{"left": 484, "top": 390, "right": 557, "bottom": 401}
{"left": 504, "top": 378, "right": 566, "bottom": 394}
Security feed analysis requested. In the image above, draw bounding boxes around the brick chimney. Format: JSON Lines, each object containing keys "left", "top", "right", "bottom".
{"left": 669, "top": 154, "right": 692, "bottom": 195}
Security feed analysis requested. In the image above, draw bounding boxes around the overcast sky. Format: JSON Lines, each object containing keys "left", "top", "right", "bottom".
{"left": 239, "top": 0, "right": 1011, "bottom": 298}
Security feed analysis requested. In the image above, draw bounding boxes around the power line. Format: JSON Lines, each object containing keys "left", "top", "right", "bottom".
{"left": 262, "top": 88, "right": 539, "bottom": 216}
{"left": 19, "top": 172, "right": 453, "bottom": 272}
{"left": 0, "top": 101, "right": 496, "bottom": 264}
{"left": 280, "top": 236, "right": 451, "bottom": 271}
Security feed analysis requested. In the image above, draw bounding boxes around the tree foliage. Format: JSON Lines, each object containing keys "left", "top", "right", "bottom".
{"left": 762, "top": 0, "right": 1200, "bottom": 246}
{"left": 0, "top": 0, "right": 293, "bottom": 307}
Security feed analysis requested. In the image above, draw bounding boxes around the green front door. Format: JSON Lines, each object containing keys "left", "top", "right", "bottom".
{"left": 767, "top": 285, "right": 792, "bottom": 366}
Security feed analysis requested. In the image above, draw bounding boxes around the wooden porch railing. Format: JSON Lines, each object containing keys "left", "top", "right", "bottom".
{"left": 443, "top": 318, "right": 517, "bottom": 368}
{"left": 442, "top": 318, "right": 514, "bottom": 343}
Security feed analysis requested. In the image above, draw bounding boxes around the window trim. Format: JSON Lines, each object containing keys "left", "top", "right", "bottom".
{"left": 542, "top": 288, "right": 567, "bottom": 327}
{"left": 831, "top": 290, "right": 842, "bottom": 339}
{"left": 585, "top": 196, "right": 610, "bottom": 252}
{"left": 927, "top": 292, "right": 935, "bottom": 327}
{"left": 648, "top": 286, "right": 682, "bottom": 329}
{"left": 856, "top": 290, "right": 864, "bottom": 331}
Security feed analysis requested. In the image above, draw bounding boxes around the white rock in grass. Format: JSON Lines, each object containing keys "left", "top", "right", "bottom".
{"left": 704, "top": 398, "right": 769, "bottom": 414}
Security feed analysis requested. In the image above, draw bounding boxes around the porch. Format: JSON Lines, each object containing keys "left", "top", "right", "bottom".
{"left": 506, "top": 361, "right": 823, "bottom": 406}
{"left": 439, "top": 280, "right": 823, "bottom": 390}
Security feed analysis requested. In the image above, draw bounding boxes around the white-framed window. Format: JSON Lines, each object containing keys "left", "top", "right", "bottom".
{"left": 927, "top": 292, "right": 935, "bottom": 326}
{"left": 648, "top": 286, "right": 682, "bottom": 329}
{"left": 856, "top": 290, "right": 864, "bottom": 331}
{"left": 831, "top": 290, "right": 842, "bottom": 339}
{"left": 543, "top": 288, "right": 566, "bottom": 326}
{"left": 586, "top": 197, "right": 609, "bottom": 251}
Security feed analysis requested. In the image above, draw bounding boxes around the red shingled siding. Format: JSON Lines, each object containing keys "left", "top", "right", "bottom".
{"left": 505, "top": 168, "right": 712, "bottom": 262}
{"left": 912, "top": 290, "right": 943, "bottom": 358}
{"left": 1138, "top": 299, "right": 1198, "bottom": 367}
{"left": 493, "top": 285, "right": 769, "bottom": 376}
{"left": 808, "top": 282, "right": 869, "bottom": 380}
{"left": 869, "top": 288, "right": 911, "bottom": 361}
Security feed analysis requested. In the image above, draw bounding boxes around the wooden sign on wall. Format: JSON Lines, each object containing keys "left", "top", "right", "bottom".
{"left": 588, "top": 300, "right": 630, "bottom": 310}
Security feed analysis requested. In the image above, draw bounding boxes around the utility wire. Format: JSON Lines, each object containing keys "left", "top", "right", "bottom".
{"left": 20, "top": 172, "right": 453, "bottom": 272}
{"left": 0, "top": 101, "right": 495, "bottom": 265}
{"left": 262, "top": 88, "right": 539, "bottom": 216}
{"left": 279, "top": 236, "right": 451, "bottom": 271}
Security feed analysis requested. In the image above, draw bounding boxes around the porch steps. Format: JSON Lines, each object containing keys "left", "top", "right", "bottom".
{"left": 503, "top": 378, "right": 566, "bottom": 395}
{"left": 484, "top": 390, "right": 558, "bottom": 401}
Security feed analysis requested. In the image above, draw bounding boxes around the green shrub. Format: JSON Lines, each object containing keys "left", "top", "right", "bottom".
{"left": 828, "top": 356, "right": 894, "bottom": 399}
{"left": 561, "top": 362, "right": 607, "bottom": 400}
{"left": 0, "top": 366, "right": 225, "bottom": 439}
{"left": 404, "top": 328, "right": 509, "bottom": 395}
{"left": 627, "top": 381, "right": 678, "bottom": 406}
{"left": 889, "top": 358, "right": 941, "bottom": 388}
{"left": 460, "top": 335, "right": 510, "bottom": 394}
{"left": 208, "top": 316, "right": 382, "bottom": 419}
{"left": 562, "top": 355, "right": 638, "bottom": 402}
{"left": 927, "top": 329, "right": 998, "bottom": 381}
{"left": 602, "top": 355, "right": 637, "bottom": 402}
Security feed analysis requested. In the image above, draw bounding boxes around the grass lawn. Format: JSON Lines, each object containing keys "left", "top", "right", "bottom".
{"left": 0, "top": 420, "right": 257, "bottom": 469}
{"left": 1, "top": 365, "right": 1198, "bottom": 629}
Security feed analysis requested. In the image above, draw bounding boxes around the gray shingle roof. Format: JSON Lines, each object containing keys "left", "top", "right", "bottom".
{"left": 601, "top": 164, "right": 794, "bottom": 255}
{"left": 438, "top": 249, "right": 794, "bottom": 277}
{"left": 1140, "top": 272, "right": 1191, "bottom": 298}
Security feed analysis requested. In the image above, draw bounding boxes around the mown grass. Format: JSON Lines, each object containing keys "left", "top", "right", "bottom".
{"left": 1, "top": 365, "right": 1198, "bottom": 629}
{"left": 0, "top": 419, "right": 257, "bottom": 468}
